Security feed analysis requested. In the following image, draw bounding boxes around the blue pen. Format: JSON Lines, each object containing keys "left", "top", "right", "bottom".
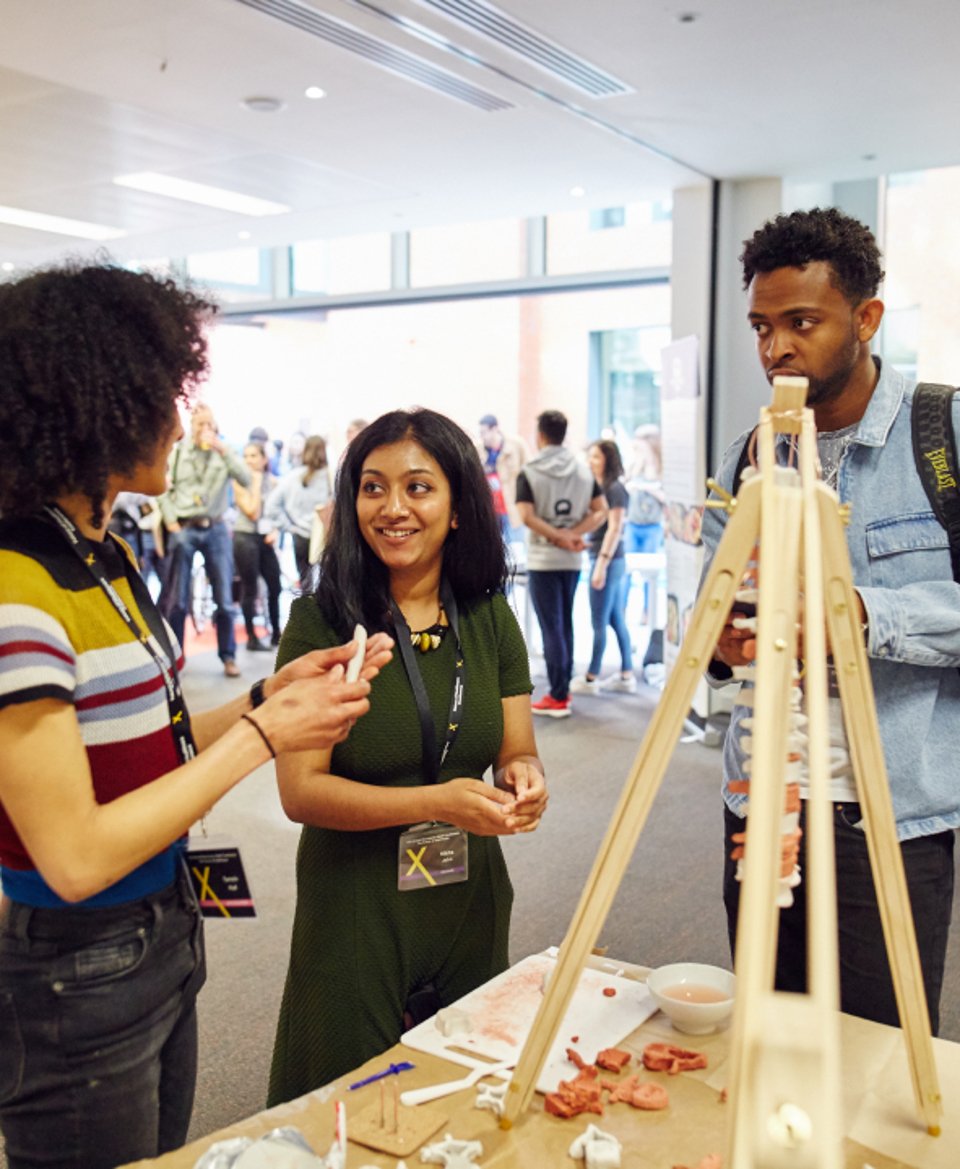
{"left": 348, "top": 1061, "right": 416, "bottom": 1090}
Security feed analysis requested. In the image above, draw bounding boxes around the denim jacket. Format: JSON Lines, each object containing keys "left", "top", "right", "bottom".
{"left": 702, "top": 359, "right": 960, "bottom": 842}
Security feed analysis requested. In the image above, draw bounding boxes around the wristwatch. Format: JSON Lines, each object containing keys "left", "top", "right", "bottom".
{"left": 249, "top": 678, "right": 268, "bottom": 709}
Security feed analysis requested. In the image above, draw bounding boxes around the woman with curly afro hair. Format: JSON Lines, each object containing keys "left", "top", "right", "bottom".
{"left": 0, "top": 262, "right": 392, "bottom": 1169}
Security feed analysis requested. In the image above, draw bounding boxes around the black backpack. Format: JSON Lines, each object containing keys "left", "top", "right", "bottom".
{"left": 730, "top": 382, "right": 960, "bottom": 583}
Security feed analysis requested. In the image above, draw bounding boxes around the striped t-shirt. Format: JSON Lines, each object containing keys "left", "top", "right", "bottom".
{"left": 0, "top": 515, "right": 186, "bottom": 907}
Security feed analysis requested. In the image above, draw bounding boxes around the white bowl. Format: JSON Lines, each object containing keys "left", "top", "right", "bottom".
{"left": 646, "top": 962, "right": 736, "bottom": 1035}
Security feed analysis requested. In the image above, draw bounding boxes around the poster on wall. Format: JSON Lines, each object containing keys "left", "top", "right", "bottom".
{"left": 659, "top": 335, "right": 709, "bottom": 717}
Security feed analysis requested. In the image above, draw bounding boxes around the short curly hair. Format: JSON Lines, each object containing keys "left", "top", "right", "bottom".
{"left": 0, "top": 261, "right": 216, "bottom": 526}
{"left": 740, "top": 207, "right": 884, "bottom": 304}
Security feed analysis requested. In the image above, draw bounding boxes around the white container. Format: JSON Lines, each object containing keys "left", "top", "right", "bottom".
{"left": 646, "top": 962, "right": 736, "bottom": 1035}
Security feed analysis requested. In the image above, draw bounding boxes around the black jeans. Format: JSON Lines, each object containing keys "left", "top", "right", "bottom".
{"left": 723, "top": 801, "right": 954, "bottom": 1033}
{"left": 233, "top": 531, "right": 282, "bottom": 641}
{"left": 0, "top": 863, "right": 206, "bottom": 1169}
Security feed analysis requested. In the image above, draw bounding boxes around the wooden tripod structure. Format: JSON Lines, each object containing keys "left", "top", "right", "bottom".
{"left": 500, "top": 380, "right": 942, "bottom": 1165}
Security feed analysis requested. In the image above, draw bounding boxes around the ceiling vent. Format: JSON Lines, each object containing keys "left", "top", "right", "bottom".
{"left": 232, "top": 0, "right": 514, "bottom": 112}
{"left": 411, "top": 0, "right": 631, "bottom": 98}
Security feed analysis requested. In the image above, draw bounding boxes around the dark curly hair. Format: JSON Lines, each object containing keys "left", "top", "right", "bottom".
{"left": 316, "top": 407, "right": 508, "bottom": 637}
{"left": 740, "top": 207, "right": 884, "bottom": 304}
{"left": 591, "top": 439, "right": 624, "bottom": 489}
{"left": 0, "top": 261, "right": 216, "bottom": 526}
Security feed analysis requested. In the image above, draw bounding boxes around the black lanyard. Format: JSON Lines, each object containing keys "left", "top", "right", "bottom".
{"left": 43, "top": 505, "right": 196, "bottom": 766}
{"left": 390, "top": 581, "right": 465, "bottom": 786}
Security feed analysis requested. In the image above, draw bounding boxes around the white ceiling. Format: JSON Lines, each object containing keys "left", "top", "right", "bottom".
{"left": 2, "top": 0, "right": 959, "bottom": 269}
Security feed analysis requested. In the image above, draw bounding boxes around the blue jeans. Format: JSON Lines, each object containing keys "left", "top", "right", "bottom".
{"left": 722, "top": 802, "right": 954, "bottom": 1033}
{"left": 624, "top": 522, "right": 663, "bottom": 615}
{"left": 528, "top": 569, "right": 579, "bottom": 701}
{"left": 164, "top": 521, "right": 237, "bottom": 662}
{"left": 0, "top": 863, "right": 206, "bottom": 1169}
{"left": 587, "top": 555, "right": 633, "bottom": 677}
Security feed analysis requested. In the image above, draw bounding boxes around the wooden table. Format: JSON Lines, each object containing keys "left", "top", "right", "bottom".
{"left": 124, "top": 972, "right": 960, "bottom": 1169}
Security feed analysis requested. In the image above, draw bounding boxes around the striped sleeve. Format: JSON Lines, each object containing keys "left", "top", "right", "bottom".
{"left": 0, "top": 601, "right": 76, "bottom": 708}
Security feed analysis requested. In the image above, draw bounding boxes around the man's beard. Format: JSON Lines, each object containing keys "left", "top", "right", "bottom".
{"left": 803, "top": 328, "right": 860, "bottom": 410}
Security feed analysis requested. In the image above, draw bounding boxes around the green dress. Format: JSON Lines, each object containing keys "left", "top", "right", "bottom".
{"left": 267, "top": 591, "right": 532, "bottom": 1104}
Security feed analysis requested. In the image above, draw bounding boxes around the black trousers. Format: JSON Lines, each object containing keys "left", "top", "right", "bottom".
{"left": 723, "top": 801, "right": 954, "bottom": 1033}
{"left": 233, "top": 531, "right": 282, "bottom": 641}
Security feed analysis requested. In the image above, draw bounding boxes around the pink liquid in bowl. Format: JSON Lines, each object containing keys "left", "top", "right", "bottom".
{"left": 661, "top": 984, "right": 730, "bottom": 1004}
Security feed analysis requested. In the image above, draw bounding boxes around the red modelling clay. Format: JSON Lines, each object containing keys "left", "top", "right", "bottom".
{"left": 602, "top": 986, "right": 617, "bottom": 997}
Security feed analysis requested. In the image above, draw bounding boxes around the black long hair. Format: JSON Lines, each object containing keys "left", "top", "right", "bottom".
{"left": 0, "top": 261, "right": 215, "bottom": 527}
{"left": 315, "top": 408, "right": 508, "bottom": 637}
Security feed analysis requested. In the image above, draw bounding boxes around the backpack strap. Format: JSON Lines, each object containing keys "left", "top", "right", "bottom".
{"left": 911, "top": 382, "right": 960, "bottom": 583}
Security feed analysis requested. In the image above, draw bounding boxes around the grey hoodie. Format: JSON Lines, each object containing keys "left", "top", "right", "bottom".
{"left": 519, "top": 445, "right": 595, "bottom": 570}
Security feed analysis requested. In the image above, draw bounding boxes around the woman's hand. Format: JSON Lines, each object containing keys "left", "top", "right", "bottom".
{"left": 257, "top": 633, "right": 394, "bottom": 754}
{"left": 494, "top": 760, "right": 548, "bottom": 832}
{"left": 269, "top": 633, "right": 393, "bottom": 694}
{"left": 590, "top": 558, "right": 608, "bottom": 590}
{"left": 433, "top": 778, "right": 520, "bottom": 836}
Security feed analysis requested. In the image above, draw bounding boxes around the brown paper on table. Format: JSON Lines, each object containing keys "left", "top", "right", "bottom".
{"left": 122, "top": 987, "right": 959, "bottom": 1169}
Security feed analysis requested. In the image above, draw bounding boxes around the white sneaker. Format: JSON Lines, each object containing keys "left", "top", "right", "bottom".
{"left": 601, "top": 673, "right": 637, "bottom": 693}
{"left": 569, "top": 676, "right": 601, "bottom": 695}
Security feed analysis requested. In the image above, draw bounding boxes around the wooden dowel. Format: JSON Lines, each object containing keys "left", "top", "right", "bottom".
{"left": 500, "top": 477, "right": 764, "bottom": 1126}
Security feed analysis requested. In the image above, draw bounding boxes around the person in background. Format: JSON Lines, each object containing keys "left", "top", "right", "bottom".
{"left": 570, "top": 439, "right": 635, "bottom": 695}
{"left": 233, "top": 441, "right": 283, "bottom": 652}
{"left": 478, "top": 413, "right": 528, "bottom": 546}
{"left": 267, "top": 407, "right": 546, "bottom": 1102}
{"left": 265, "top": 434, "right": 332, "bottom": 592}
{"left": 345, "top": 418, "right": 369, "bottom": 445}
{"left": 283, "top": 430, "right": 306, "bottom": 473}
{"left": 158, "top": 403, "right": 249, "bottom": 678}
{"left": 109, "top": 491, "right": 167, "bottom": 599}
{"left": 0, "top": 261, "right": 392, "bottom": 1169}
{"left": 516, "top": 410, "right": 606, "bottom": 719}
{"left": 624, "top": 424, "right": 665, "bottom": 626}
{"left": 702, "top": 206, "right": 958, "bottom": 1033}
{"left": 248, "top": 425, "right": 281, "bottom": 477}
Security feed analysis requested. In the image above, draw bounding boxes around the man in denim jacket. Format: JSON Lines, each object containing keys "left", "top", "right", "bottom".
{"left": 702, "top": 207, "right": 958, "bottom": 1032}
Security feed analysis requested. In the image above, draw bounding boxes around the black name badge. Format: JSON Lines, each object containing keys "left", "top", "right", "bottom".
{"left": 186, "top": 839, "right": 256, "bottom": 918}
{"left": 397, "top": 823, "right": 469, "bottom": 892}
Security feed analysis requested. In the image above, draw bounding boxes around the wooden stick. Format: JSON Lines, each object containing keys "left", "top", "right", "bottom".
{"left": 818, "top": 486, "right": 943, "bottom": 1135}
{"left": 500, "top": 474, "right": 764, "bottom": 1126}
{"left": 726, "top": 401, "right": 844, "bottom": 1168}
{"left": 726, "top": 407, "right": 806, "bottom": 1164}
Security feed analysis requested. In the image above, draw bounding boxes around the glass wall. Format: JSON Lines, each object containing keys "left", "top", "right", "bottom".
{"left": 203, "top": 281, "right": 670, "bottom": 465}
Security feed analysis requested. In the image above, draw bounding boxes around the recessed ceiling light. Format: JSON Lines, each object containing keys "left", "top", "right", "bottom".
{"left": 242, "top": 96, "right": 286, "bottom": 114}
{"left": 0, "top": 204, "right": 125, "bottom": 240}
{"left": 570, "top": 185, "right": 586, "bottom": 198}
{"left": 238, "top": 230, "right": 252, "bottom": 240}
{"left": 113, "top": 173, "right": 289, "bottom": 216}
{"left": 862, "top": 152, "right": 877, "bottom": 161}
{"left": 304, "top": 86, "right": 326, "bottom": 100}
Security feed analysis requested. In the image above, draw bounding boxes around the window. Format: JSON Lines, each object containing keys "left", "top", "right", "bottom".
{"left": 882, "top": 166, "right": 960, "bottom": 382}
{"left": 292, "top": 234, "right": 392, "bottom": 296}
{"left": 409, "top": 219, "right": 525, "bottom": 287}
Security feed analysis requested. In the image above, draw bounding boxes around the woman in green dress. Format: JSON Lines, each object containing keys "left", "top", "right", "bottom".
{"left": 268, "top": 407, "right": 547, "bottom": 1103}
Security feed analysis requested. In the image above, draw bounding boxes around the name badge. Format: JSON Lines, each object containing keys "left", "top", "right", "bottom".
{"left": 397, "top": 822, "right": 469, "bottom": 892}
{"left": 186, "top": 836, "right": 256, "bottom": 918}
